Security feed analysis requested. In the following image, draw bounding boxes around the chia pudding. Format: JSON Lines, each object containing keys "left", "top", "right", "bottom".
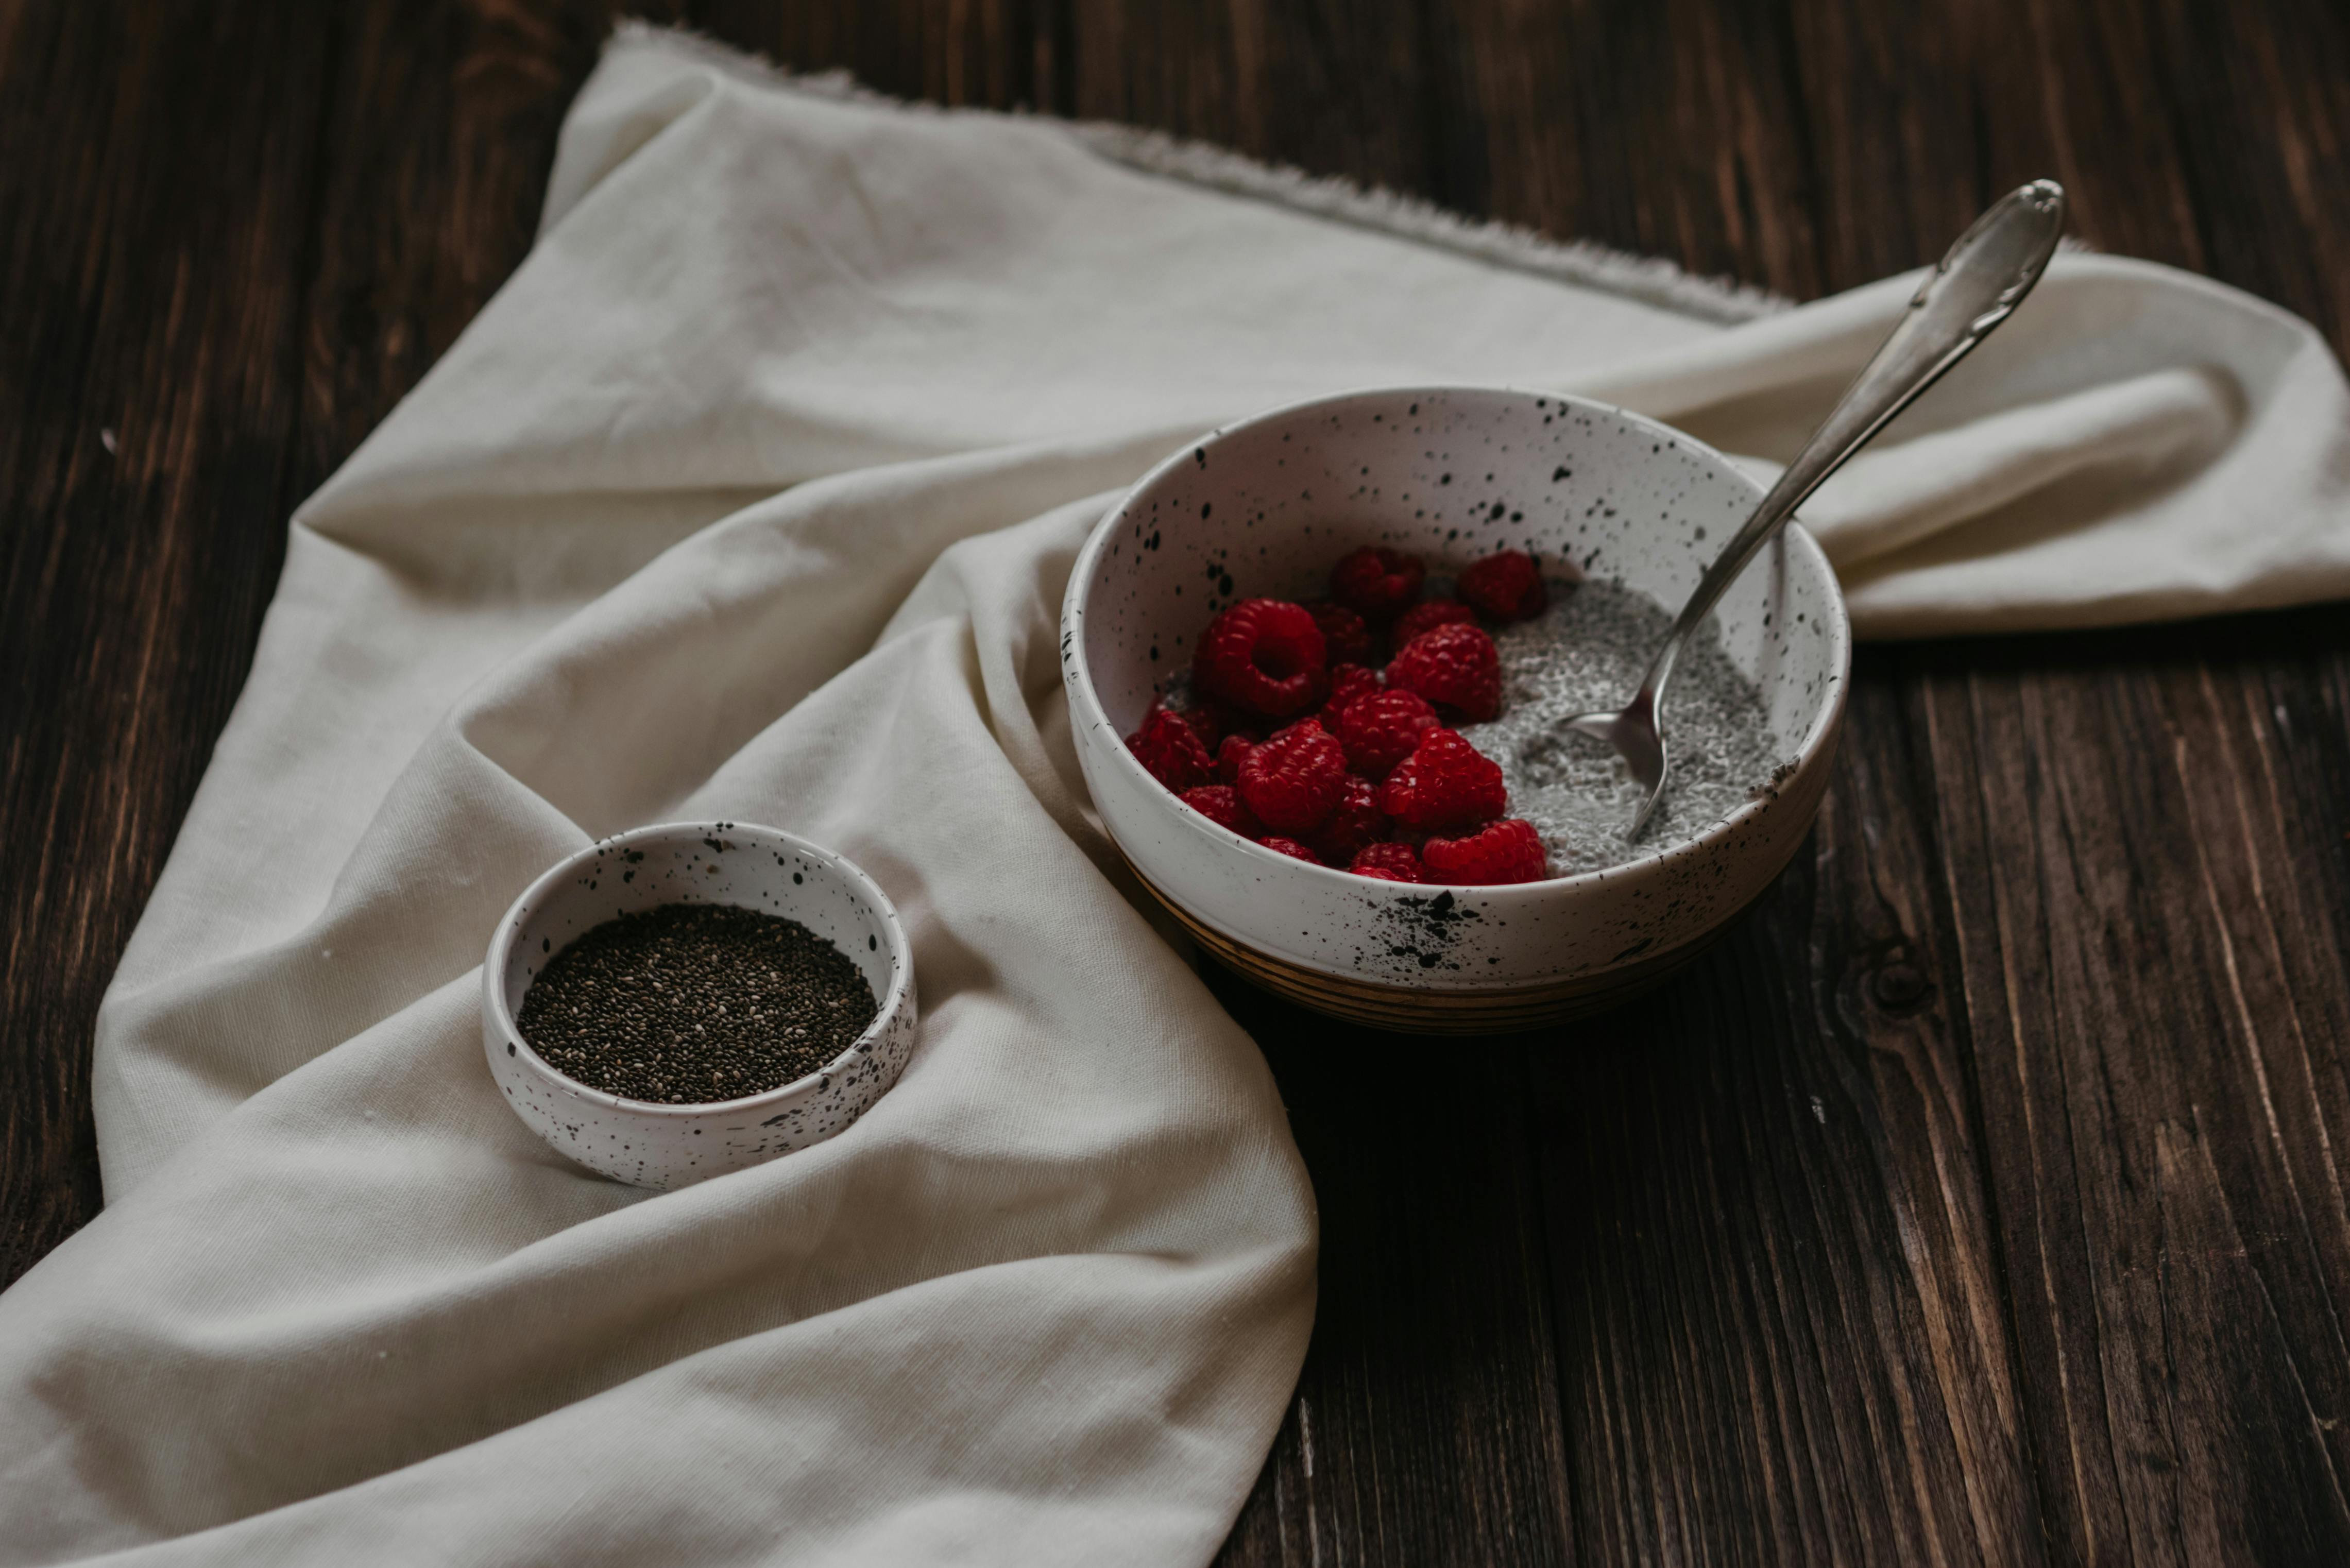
{"left": 1148, "top": 554, "right": 1787, "bottom": 884}
{"left": 1458, "top": 576, "right": 1783, "bottom": 874}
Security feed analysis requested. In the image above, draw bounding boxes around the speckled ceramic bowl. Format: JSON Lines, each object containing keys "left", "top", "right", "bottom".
{"left": 483, "top": 821, "right": 918, "bottom": 1188}
{"left": 1062, "top": 386, "right": 1849, "bottom": 1033}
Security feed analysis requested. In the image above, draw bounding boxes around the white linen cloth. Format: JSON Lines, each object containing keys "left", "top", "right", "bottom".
{"left": 4, "top": 23, "right": 2346, "bottom": 1566}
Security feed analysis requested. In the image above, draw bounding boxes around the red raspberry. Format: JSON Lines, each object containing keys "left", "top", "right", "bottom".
{"left": 1237, "top": 720, "right": 1350, "bottom": 832}
{"left": 1308, "top": 774, "right": 1388, "bottom": 865}
{"left": 1329, "top": 546, "right": 1424, "bottom": 621}
{"left": 1166, "top": 702, "right": 1222, "bottom": 751}
{"left": 1457, "top": 550, "right": 1547, "bottom": 621}
{"left": 1377, "top": 727, "right": 1506, "bottom": 829}
{"left": 1204, "top": 700, "right": 1272, "bottom": 742}
{"left": 1193, "top": 599, "right": 1329, "bottom": 718}
{"left": 1139, "top": 697, "right": 1220, "bottom": 752}
{"left": 1180, "top": 784, "right": 1264, "bottom": 838}
{"left": 1127, "top": 706, "right": 1212, "bottom": 791}
{"left": 1385, "top": 622, "right": 1502, "bottom": 722}
{"left": 1349, "top": 842, "right": 1427, "bottom": 883}
{"left": 1391, "top": 598, "right": 1479, "bottom": 649}
{"left": 1336, "top": 687, "right": 1440, "bottom": 778}
{"left": 1319, "top": 662, "right": 1382, "bottom": 730}
{"left": 1214, "top": 734, "right": 1256, "bottom": 785}
{"left": 1257, "top": 836, "right": 1323, "bottom": 864}
{"left": 1422, "top": 818, "right": 1548, "bottom": 884}
{"left": 1303, "top": 601, "right": 1375, "bottom": 666}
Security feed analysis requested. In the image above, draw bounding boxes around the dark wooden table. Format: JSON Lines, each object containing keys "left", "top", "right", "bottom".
{"left": 8, "top": 3, "right": 2349, "bottom": 1562}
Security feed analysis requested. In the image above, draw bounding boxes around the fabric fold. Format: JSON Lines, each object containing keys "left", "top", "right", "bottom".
{"left": 1574, "top": 258, "right": 2349, "bottom": 634}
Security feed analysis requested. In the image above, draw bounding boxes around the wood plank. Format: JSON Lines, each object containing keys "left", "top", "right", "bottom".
{"left": 1429, "top": 0, "right": 1831, "bottom": 298}
{"left": 1210, "top": 970, "right": 1578, "bottom": 1568}
{"left": 1911, "top": 613, "right": 2350, "bottom": 1565}
{"left": 287, "top": 0, "right": 635, "bottom": 500}
{"left": 0, "top": 0, "right": 339, "bottom": 1283}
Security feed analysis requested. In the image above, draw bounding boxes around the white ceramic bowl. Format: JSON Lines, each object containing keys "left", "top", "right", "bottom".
{"left": 1061, "top": 386, "right": 1850, "bottom": 1032}
{"left": 483, "top": 821, "right": 918, "bottom": 1187}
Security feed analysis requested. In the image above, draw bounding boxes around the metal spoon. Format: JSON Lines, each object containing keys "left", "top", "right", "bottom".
{"left": 1563, "top": 179, "right": 2068, "bottom": 838}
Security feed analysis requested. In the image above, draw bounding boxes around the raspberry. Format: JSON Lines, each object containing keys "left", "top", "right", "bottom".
{"left": 1214, "top": 734, "right": 1255, "bottom": 785}
{"left": 1179, "top": 784, "right": 1264, "bottom": 838}
{"left": 1329, "top": 546, "right": 1425, "bottom": 621}
{"left": 1127, "top": 706, "right": 1212, "bottom": 791}
{"left": 1237, "top": 720, "right": 1351, "bottom": 832}
{"left": 1203, "top": 700, "right": 1270, "bottom": 742}
{"left": 1336, "top": 687, "right": 1440, "bottom": 778}
{"left": 1385, "top": 622, "right": 1502, "bottom": 722}
{"left": 1391, "top": 598, "right": 1479, "bottom": 649}
{"left": 1138, "top": 697, "right": 1221, "bottom": 753}
{"left": 1422, "top": 818, "right": 1548, "bottom": 884}
{"left": 1320, "top": 662, "right": 1382, "bottom": 730}
{"left": 1303, "top": 601, "right": 1375, "bottom": 666}
{"left": 1377, "top": 727, "right": 1506, "bottom": 829}
{"left": 1457, "top": 550, "right": 1547, "bottom": 621}
{"left": 1349, "top": 842, "right": 1427, "bottom": 883}
{"left": 1193, "top": 599, "right": 1329, "bottom": 718}
{"left": 1257, "top": 836, "right": 1322, "bottom": 864}
{"left": 1164, "top": 701, "right": 1222, "bottom": 751}
{"left": 1308, "top": 774, "right": 1388, "bottom": 865}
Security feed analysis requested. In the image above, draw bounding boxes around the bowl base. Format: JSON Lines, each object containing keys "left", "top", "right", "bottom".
{"left": 1124, "top": 855, "right": 1737, "bottom": 1034}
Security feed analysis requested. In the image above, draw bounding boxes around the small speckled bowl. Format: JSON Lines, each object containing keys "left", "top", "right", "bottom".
{"left": 1062, "top": 386, "right": 1850, "bottom": 1033}
{"left": 483, "top": 821, "right": 918, "bottom": 1188}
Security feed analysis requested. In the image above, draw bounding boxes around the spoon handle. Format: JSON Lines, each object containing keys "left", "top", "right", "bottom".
{"left": 1642, "top": 179, "right": 2067, "bottom": 700}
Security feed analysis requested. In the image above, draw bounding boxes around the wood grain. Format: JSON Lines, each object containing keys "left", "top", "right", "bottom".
{"left": 0, "top": 0, "right": 337, "bottom": 1280}
{"left": 1912, "top": 615, "right": 2350, "bottom": 1566}
{"left": 4, "top": 3, "right": 2347, "bottom": 1563}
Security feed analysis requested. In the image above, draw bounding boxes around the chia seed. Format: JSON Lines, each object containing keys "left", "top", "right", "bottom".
{"left": 1460, "top": 577, "right": 1784, "bottom": 874}
{"left": 516, "top": 902, "right": 879, "bottom": 1104}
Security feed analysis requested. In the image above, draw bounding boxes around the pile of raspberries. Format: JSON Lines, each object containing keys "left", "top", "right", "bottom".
{"left": 1123, "top": 544, "right": 1555, "bottom": 885}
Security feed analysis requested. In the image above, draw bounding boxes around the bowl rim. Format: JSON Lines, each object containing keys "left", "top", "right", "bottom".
{"left": 1061, "top": 382, "right": 1853, "bottom": 907}
{"left": 483, "top": 819, "right": 913, "bottom": 1118}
